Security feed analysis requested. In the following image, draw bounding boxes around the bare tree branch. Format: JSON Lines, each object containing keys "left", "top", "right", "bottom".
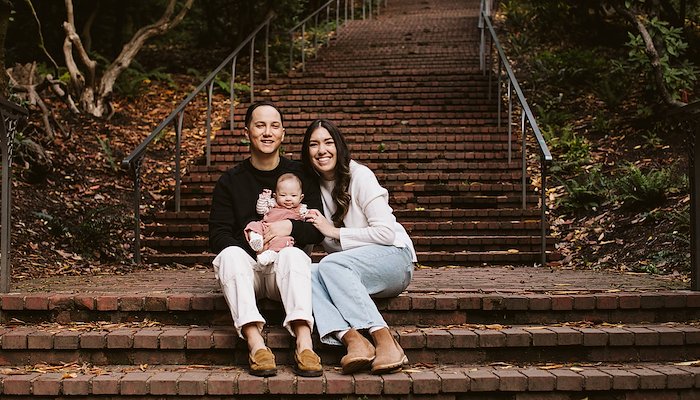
{"left": 98, "top": 0, "right": 194, "bottom": 100}
{"left": 614, "top": 3, "right": 687, "bottom": 108}
{"left": 7, "top": 63, "right": 55, "bottom": 138}
{"left": 63, "top": 0, "right": 96, "bottom": 88}
{"left": 24, "top": 0, "right": 60, "bottom": 74}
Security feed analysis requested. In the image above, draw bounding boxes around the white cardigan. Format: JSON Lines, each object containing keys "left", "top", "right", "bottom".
{"left": 319, "top": 160, "right": 417, "bottom": 262}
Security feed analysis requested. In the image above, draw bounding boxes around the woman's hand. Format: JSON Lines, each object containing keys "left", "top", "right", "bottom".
{"left": 305, "top": 209, "right": 340, "bottom": 240}
{"left": 262, "top": 220, "right": 293, "bottom": 245}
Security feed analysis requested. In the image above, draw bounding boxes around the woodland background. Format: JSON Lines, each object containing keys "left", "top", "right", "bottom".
{"left": 0, "top": 0, "right": 698, "bottom": 282}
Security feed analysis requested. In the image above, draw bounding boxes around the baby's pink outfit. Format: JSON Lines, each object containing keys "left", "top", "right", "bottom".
{"left": 245, "top": 205, "right": 305, "bottom": 252}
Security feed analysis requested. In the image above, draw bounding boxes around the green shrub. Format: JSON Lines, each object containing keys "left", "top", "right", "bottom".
{"left": 115, "top": 62, "right": 175, "bottom": 98}
{"left": 613, "top": 164, "right": 676, "bottom": 209}
{"left": 37, "top": 207, "right": 130, "bottom": 260}
{"left": 543, "top": 124, "right": 590, "bottom": 175}
{"left": 557, "top": 166, "right": 609, "bottom": 213}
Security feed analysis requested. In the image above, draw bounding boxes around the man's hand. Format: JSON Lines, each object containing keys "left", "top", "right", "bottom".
{"left": 263, "top": 219, "right": 293, "bottom": 244}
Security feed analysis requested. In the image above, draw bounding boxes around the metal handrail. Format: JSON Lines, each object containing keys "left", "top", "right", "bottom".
{"left": 479, "top": 0, "right": 553, "bottom": 266}
{"left": 667, "top": 100, "right": 700, "bottom": 290}
{"left": 121, "top": 1, "right": 388, "bottom": 264}
{"left": 0, "top": 96, "right": 28, "bottom": 293}
{"left": 121, "top": 15, "right": 274, "bottom": 264}
{"left": 289, "top": 0, "right": 386, "bottom": 72}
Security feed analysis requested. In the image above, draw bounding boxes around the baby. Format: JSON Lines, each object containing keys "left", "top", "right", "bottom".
{"left": 245, "top": 172, "right": 308, "bottom": 265}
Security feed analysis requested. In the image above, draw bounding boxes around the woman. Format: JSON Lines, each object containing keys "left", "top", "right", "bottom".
{"left": 301, "top": 119, "right": 417, "bottom": 375}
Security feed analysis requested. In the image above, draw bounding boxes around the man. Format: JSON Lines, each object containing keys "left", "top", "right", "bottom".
{"left": 209, "top": 101, "right": 324, "bottom": 377}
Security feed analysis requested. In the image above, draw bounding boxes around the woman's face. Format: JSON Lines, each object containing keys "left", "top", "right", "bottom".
{"left": 307, "top": 126, "right": 337, "bottom": 181}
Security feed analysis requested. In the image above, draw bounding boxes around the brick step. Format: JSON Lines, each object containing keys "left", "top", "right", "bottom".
{"left": 261, "top": 94, "right": 494, "bottom": 106}
{"left": 144, "top": 247, "right": 561, "bottom": 267}
{"left": 282, "top": 66, "right": 487, "bottom": 80}
{"left": 4, "top": 267, "right": 697, "bottom": 324}
{"left": 208, "top": 142, "right": 519, "bottom": 155}
{"left": 150, "top": 208, "right": 542, "bottom": 225}
{"left": 262, "top": 93, "right": 495, "bottom": 105}
{"left": 186, "top": 160, "right": 525, "bottom": 176}
{"left": 169, "top": 193, "right": 538, "bottom": 211}
{"left": 240, "top": 112, "right": 505, "bottom": 124}
{"left": 0, "top": 362, "right": 697, "bottom": 398}
{"left": 141, "top": 236, "right": 552, "bottom": 255}
{"left": 141, "top": 250, "right": 556, "bottom": 267}
{"left": 267, "top": 70, "right": 490, "bottom": 83}
{"left": 205, "top": 151, "right": 517, "bottom": 165}
{"left": 1, "top": 323, "right": 699, "bottom": 368}
{"left": 212, "top": 127, "right": 510, "bottom": 138}
{"left": 310, "top": 53, "right": 476, "bottom": 65}
{"left": 259, "top": 86, "right": 494, "bottom": 102}
{"left": 182, "top": 171, "right": 523, "bottom": 187}
{"left": 175, "top": 182, "right": 531, "bottom": 198}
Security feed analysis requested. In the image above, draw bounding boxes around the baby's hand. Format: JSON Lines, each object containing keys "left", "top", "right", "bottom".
{"left": 256, "top": 189, "right": 274, "bottom": 215}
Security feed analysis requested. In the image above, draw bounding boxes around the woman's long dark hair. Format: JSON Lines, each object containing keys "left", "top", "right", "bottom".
{"left": 301, "top": 119, "right": 352, "bottom": 228}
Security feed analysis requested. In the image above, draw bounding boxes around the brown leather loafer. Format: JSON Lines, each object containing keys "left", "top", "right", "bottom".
{"left": 249, "top": 347, "right": 277, "bottom": 377}
{"left": 294, "top": 349, "right": 323, "bottom": 377}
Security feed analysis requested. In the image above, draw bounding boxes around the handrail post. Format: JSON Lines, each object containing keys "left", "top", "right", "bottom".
{"left": 0, "top": 114, "right": 10, "bottom": 292}
{"left": 521, "top": 111, "right": 526, "bottom": 209}
{"left": 174, "top": 111, "right": 184, "bottom": 213}
{"left": 250, "top": 37, "right": 255, "bottom": 103}
{"left": 205, "top": 81, "right": 214, "bottom": 167}
{"left": 497, "top": 59, "right": 502, "bottom": 128}
{"left": 478, "top": 0, "right": 484, "bottom": 72}
{"left": 336, "top": 0, "right": 340, "bottom": 32}
{"left": 692, "top": 120, "right": 700, "bottom": 290}
{"left": 289, "top": 32, "right": 295, "bottom": 72}
{"left": 230, "top": 57, "right": 237, "bottom": 131}
{"left": 131, "top": 156, "right": 144, "bottom": 264}
{"left": 265, "top": 21, "right": 270, "bottom": 82}
{"left": 302, "top": 23, "right": 306, "bottom": 71}
{"left": 508, "top": 79, "right": 512, "bottom": 163}
{"left": 0, "top": 98, "right": 27, "bottom": 292}
{"left": 541, "top": 159, "right": 548, "bottom": 266}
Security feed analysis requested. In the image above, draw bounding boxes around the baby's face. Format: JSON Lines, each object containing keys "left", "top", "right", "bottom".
{"left": 275, "top": 179, "right": 303, "bottom": 209}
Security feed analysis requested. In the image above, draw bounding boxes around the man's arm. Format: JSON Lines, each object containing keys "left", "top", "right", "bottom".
{"left": 208, "top": 173, "right": 245, "bottom": 254}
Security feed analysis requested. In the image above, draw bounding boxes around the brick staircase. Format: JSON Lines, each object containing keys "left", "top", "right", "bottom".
{"left": 142, "top": 0, "right": 556, "bottom": 267}
{"left": 1, "top": 267, "right": 698, "bottom": 398}
{"left": 1, "top": 1, "right": 698, "bottom": 399}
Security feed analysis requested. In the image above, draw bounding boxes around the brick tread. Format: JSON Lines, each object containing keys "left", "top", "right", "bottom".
{"left": 0, "top": 362, "right": 697, "bottom": 397}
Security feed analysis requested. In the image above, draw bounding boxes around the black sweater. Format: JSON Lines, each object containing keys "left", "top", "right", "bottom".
{"left": 208, "top": 157, "right": 324, "bottom": 258}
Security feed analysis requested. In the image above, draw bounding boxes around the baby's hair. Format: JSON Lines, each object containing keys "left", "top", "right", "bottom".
{"left": 276, "top": 172, "right": 303, "bottom": 191}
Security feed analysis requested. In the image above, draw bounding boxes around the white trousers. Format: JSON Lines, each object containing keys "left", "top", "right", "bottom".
{"left": 213, "top": 246, "right": 313, "bottom": 338}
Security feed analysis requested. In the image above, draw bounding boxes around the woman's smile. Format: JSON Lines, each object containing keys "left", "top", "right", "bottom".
{"left": 308, "top": 127, "right": 337, "bottom": 180}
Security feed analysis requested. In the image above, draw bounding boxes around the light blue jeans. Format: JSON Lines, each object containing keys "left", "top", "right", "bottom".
{"left": 311, "top": 244, "right": 414, "bottom": 346}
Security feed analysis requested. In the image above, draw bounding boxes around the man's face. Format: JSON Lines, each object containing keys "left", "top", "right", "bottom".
{"left": 245, "top": 105, "right": 285, "bottom": 156}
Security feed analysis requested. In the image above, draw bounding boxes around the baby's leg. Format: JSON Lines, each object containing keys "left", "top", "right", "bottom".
{"left": 245, "top": 221, "right": 265, "bottom": 252}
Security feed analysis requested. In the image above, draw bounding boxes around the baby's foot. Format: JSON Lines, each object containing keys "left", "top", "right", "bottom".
{"left": 257, "top": 250, "right": 278, "bottom": 266}
{"left": 249, "top": 232, "right": 264, "bottom": 252}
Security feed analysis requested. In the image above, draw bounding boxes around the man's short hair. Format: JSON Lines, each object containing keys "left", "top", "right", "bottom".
{"left": 244, "top": 101, "right": 285, "bottom": 129}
